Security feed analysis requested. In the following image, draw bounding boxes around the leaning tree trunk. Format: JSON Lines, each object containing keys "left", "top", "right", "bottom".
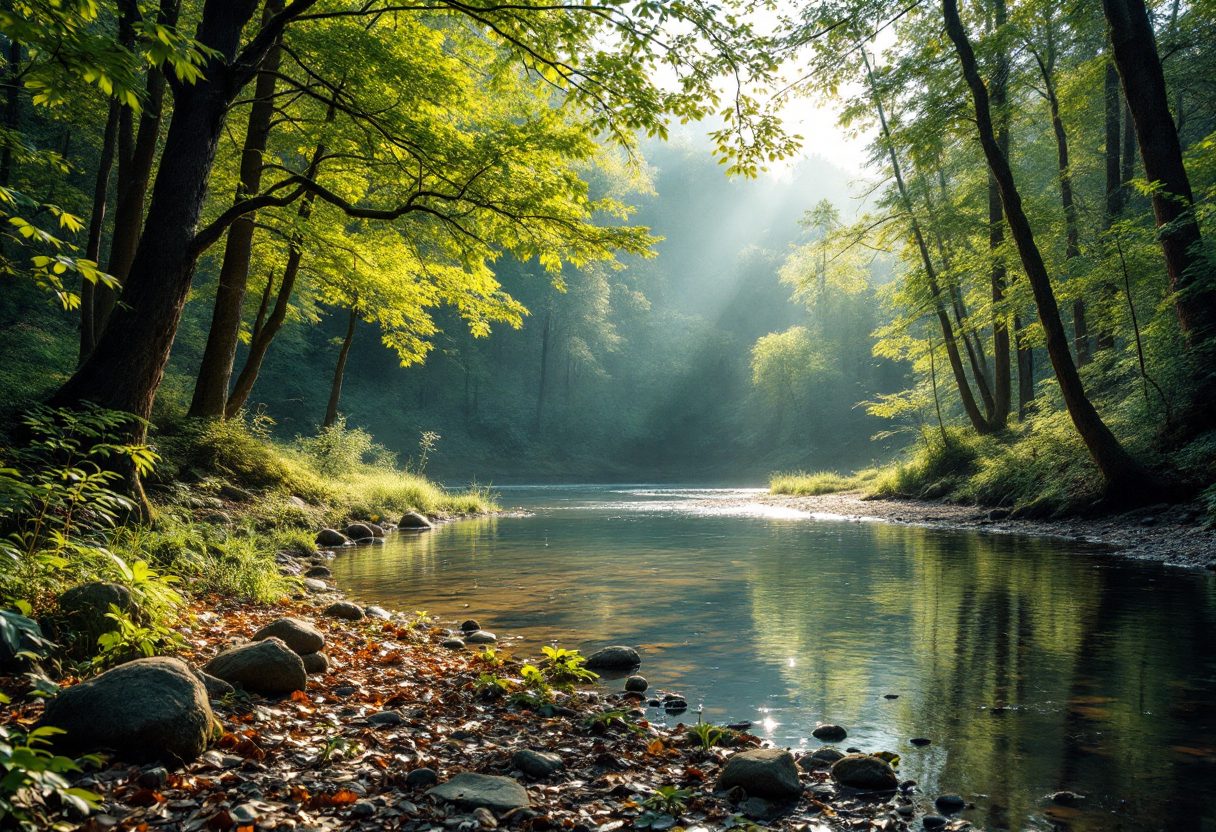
{"left": 92, "top": 0, "right": 176, "bottom": 338}
{"left": 1103, "top": 0, "right": 1216, "bottom": 346}
{"left": 322, "top": 305, "right": 357, "bottom": 428}
{"left": 189, "top": 0, "right": 284, "bottom": 418}
{"left": 986, "top": 0, "right": 1013, "bottom": 428}
{"left": 224, "top": 107, "right": 333, "bottom": 418}
{"left": 1039, "top": 59, "right": 1088, "bottom": 365}
{"left": 50, "top": 0, "right": 267, "bottom": 516}
{"left": 864, "top": 51, "right": 991, "bottom": 434}
{"left": 1094, "top": 60, "right": 1124, "bottom": 354}
{"left": 80, "top": 99, "right": 121, "bottom": 364}
{"left": 944, "top": 0, "right": 1153, "bottom": 505}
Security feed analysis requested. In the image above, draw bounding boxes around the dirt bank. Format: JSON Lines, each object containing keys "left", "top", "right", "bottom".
{"left": 755, "top": 492, "right": 1216, "bottom": 569}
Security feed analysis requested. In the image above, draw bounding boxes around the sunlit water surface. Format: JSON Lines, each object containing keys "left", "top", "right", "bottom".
{"left": 332, "top": 486, "right": 1216, "bottom": 832}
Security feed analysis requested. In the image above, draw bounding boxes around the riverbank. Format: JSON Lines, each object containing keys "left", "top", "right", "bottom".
{"left": 755, "top": 491, "right": 1216, "bottom": 569}
{"left": 14, "top": 577, "right": 974, "bottom": 832}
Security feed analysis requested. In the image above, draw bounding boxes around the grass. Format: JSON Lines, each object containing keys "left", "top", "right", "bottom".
{"left": 770, "top": 470, "right": 865, "bottom": 496}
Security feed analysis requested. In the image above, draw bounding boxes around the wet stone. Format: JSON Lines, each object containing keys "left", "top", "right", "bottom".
{"left": 368, "top": 710, "right": 405, "bottom": 727}
{"left": 325, "top": 601, "right": 365, "bottom": 621}
{"left": 812, "top": 724, "right": 848, "bottom": 742}
{"left": 365, "top": 606, "right": 392, "bottom": 620}
{"left": 460, "top": 620, "right": 481, "bottom": 632}
{"left": 584, "top": 646, "right": 640, "bottom": 670}
{"left": 624, "top": 675, "right": 648, "bottom": 692}
{"left": 441, "top": 638, "right": 466, "bottom": 650}
{"left": 910, "top": 737, "right": 932, "bottom": 747}
{"left": 831, "top": 754, "right": 899, "bottom": 791}
{"left": 923, "top": 816, "right": 947, "bottom": 831}
{"left": 513, "top": 749, "right": 564, "bottom": 778}
{"left": 464, "top": 630, "right": 497, "bottom": 644}
{"left": 406, "top": 768, "right": 439, "bottom": 788}
{"left": 935, "top": 795, "right": 966, "bottom": 814}
{"left": 304, "top": 566, "right": 332, "bottom": 579}
{"left": 426, "top": 773, "right": 531, "bottom": 811}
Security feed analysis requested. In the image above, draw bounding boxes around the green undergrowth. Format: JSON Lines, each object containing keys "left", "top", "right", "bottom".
{"left": 773, "top": 409, "right": 1216, "bottom": 519}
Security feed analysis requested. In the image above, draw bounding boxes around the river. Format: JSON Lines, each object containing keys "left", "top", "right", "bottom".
{"left": 330, "top": 485, "right": 1216, "bottom": 832}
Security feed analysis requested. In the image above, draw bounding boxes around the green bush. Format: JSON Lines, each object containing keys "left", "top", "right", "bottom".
{"left": 770, "top": 470, "right": 858, "bottom": 496}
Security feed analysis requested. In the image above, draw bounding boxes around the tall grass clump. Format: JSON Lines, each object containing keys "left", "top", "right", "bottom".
{"left": 770, "top": 470, "right": 858, "bottom": 496}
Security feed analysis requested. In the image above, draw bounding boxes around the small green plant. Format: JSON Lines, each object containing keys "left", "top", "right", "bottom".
{"left": 473, "top": 645, "right": 502, "bottom": 666}
{"left": 407, "top": 610, "right": 431, "bottom": 630}
{"left": 297, "top": 416, "right": 386, "bottom": 477}
{"left": 317, "top": 735, "right": 360, "bottom": 765}
{"left": 520, "top": 663, "right": 550, "bottom": 691}
{"left": 406, "top": 431, "right": 440, "bottom": 475}
{"left": 0, "top": 703, "right": 101, "bottom": 832}
{"left": 637, "top": 785, "right": 694, "bottom": 827}
{"left": 472, "top": 672, "right": 513, "bottom": 698}
{"left": 688, "top": 720, "right": 725, "bottom": 750}
{"left": 92, "top": 605, "right": 185, "bottom": 670}
{"left": 540, "top": 645, "right": 598, "bottom": 686}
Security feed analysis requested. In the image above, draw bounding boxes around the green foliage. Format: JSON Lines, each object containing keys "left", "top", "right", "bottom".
{"left": 472, "top": 672, "right": 512, "bottom": 698}
{"left": 297, "top": 417, "right": 380, "bottom": 478}
{"left": 770, "top": 470, "right": 859, "bottom": 496}
{"left": 473, "top": 646, "right": 502, "bottom": 667}
{"left": 639, "top": 786, "right": 694, "bottom": 825}
{"left": 540, "top": 646, "right": 599, "bottom": 686}
{"left": 687, "top": 720, "right": 725, "bottom": 750}
{"left": 0, "top": 715, "right": 100, "bottom": 832}
{"left": 92, "top": 604, "right": 185, "bottom": 671}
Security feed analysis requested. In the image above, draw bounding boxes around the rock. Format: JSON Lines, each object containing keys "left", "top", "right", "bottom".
{"left": 252, "top": 617, "right": 325, "bottom": 655}
{"left": 60, "top": 582, "right": 141, "bottom": 644}
{"left": 204, "top": 637, "right": 307, "bottom": 695}
{"left": 426, "top": 773, "right": 531, "bottom": 811}
{"left": 910, "top": 737, "right": 932, "bottom": 747}
{"left": 345, "top": 523, "right": 376, "bottom": 541}
{"left": 987, "top": 509, "right": 1010, "bottom": 521}
{"left": 219, "top": 483, "right": 254, "bottom": 503}
{"left": 333, "top": 685, "right": 358, "bottom": 697}
{"left": 137, "top": 767, "right": 170, "bottom": 789}
{"left": 405, "top": 768, "right": 439, "bottom": 788}
{"left": 742, "top": 797, "right": 774, "bottom": 820}
{"left": 365, "top": 523, "right": 386, "bottom": 538}
{"left": 923, "top": 816, "right": 947, "bottom": 831}
{"left": 934, "top": 795, "right": 966, "bottom": 814}
{"left": 513, "top": 749, "right": 564, "bottom": 777}
{"left": 830, "top": 755, "right": 899, "bottom": 791}
{"left": 625, "top": 675, "right": 648, "bottom": 693}
{"left": 366, "top": 606, "right": 392, "bottom": 620}
{"left": 399, "top": 512, "right": 433, "bottom": 530}
{"left": 1049, "top": 791, "right": 1084, "bottom": 806}
{"left": 812, "top": 724, "right": 848, "bottom": 742}
{"left": 191, "top": 668, "right": 234, "bottom": 697}
{"left": 300, "top": 652, "right": 329, "bottom": 674}
{"left": 304, "top": 578, "right": 328, "bottom": 593}
{"left": 714, "top": 748, "right": 803, "bottom": 800}
{"left": 350, "top": 800, "right": 376, "bottom": 818}
{"left": 316, "top": 529, "right": 348, "bottom": 547}
{"left": 325, "top": 601, "right": 365, "bottom": 621}
{"left": 288, "top": 495, "right": 309, "bottom": 509}
{"left": 884, "top": 694, "right": 899, "bottom": 700}
{"left": 441, "top": 638, "right": 465, "bottom": 649}
{"left": 465, "top": 630, "right": 497, "bottom": 644}
{"left": 471, "top": 807, "right": 497, "bottom": 829}
{"left": 797, "top": 746, "right": 845, "bottom": 770}
{"left": 368, "top": 710, "right": 405, "bottom": 728}
{"left": 922, "top": 481, "right": 948, "bottom": 499}
{"left": 460, "top": 619, "right": 481, "bottom": 632}
{"left": 305, "top": 566, "right": 332, "bottom": 579}
{"left": 664, "top": 697, "right": 688, "bottom": 712}
{"left": 38, "top": 657, "right": 214, "bottom": 763}
{"left": 900, "top": 780, "right": 918, "bottom": 792}
{"left": 584, "top": 646, "right": 641, "bottom": 670}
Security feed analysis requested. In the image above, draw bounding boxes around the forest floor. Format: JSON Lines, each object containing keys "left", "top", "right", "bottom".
{"left": 16, "top": 582, "right": 958, "bottom": 832}
{"left": 754, "top": 492, "right": 1216, "bottom": 570}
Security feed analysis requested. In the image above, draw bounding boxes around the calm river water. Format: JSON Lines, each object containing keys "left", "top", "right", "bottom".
{"left": 331, "top": 486, "right": 1216, "bottom": 832}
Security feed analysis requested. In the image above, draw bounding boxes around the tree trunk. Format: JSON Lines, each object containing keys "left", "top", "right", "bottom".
{"left": 322, "top": 306, "right": 357, "bottom": 428}
{"left": 863, "top": 51, "right": 991, "bottom": 434}
{"left": 80, "top": 99, "right": 121, "bottom": 364}
{"left": 987, "top": 0, "right": 1012, "bottom": 428}
{"left": 1095, "top": 60, "right": 1123, "bottom": 354}
{"left": 94, "top": 0, "right": 178, "bottom": 335}
{"left": 224, "top": 107, "right": 334, "bottom": 418}
{"left": 189, "top": 0, "right": 284, "bottom": 418}
{"left": 1015, "top": 315, "right": 1034, "bottom": 418}
{"left": 1039, "top": 57, "right": 1089, "bottom": 365}
{"left": 51, "top": 0, "right": 265, "bottom": 436}
{"left": 944, "top": 0, "right": 1153, "bottom": 504}
{"left": 1104, "top": 0, "right": 1216, "bottom": 345}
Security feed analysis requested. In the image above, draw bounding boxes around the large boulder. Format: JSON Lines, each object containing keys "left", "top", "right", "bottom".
{"left": 584, "top": 645, "right": 640, "bottom": 670}
{"left": 252, "top": 617, "right": 325, "bottom": 655}
{"left": 715, "top": 748, "right": 803, "bottom": 800}
{"left": 325, "top": 601, "right": 365, "bottom": 621}
{"left": 59, "top": 582, "right": 141, "bottom": 645}
{"left": 399, "top": 512, "right": 433, "bottom": 530}
{"left": 204, "top": 637, "right": 307, "bottom": 695}
{"left": 39, "top": 657, "right": 215, "bottom": 763}
{"left": 316, "top": 529, "right": 348, "bottom": 547}
{"left": 301, "top": 651, "right": 329, "bottom": 675}
{"left": 427, "top": 773, "right": 531, "bottom": 811}
{"left": 830, "top": 754, "right": 899, "bottom": 791}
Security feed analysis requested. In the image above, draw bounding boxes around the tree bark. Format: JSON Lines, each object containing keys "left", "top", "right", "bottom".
{"left": 1103, "top": 0, "right": 1216, "bottom": 345}
{"left": 322, "top": 305, "right": 357, "bottom": 428}
{"left": 51, "top": 0, "right": 267, "bottom": 442}
{"left": 1095, "top": 60, "right": 1123, "bottom": 354}
{"left": 536, "top": 307, "right": 553, "bottom": 431}
{"left": 1015, "top": 315, "right": 1034, "bottom": 419}
{"left": 80, "top": 99, "right": 121, "bottom": 364}
{"left": 94, "top": 0, "right": 178, "bottom": 335}
{"left": 864, "top": 51, "right": 991, "bottom": 434}
{"left": 224, "top": 106, "right": 334, "bottom": 418}
{"left": 987, "top": 0, "right": 1012, "bottom": 428}
{"left": 944, "top": 0, "right": 1153, "bottom": 504}
{"left": 189, "top": 0, "right": 284, "bottom": 418}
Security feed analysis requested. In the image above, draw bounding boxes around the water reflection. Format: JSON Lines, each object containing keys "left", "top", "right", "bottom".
{"left": 331, "top": 487, "right": 1216, "bottom": 832}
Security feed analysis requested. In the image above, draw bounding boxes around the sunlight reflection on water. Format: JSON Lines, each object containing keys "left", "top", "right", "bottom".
{"left": 332, "top": 485, "right": 1216, "bottom": 832}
